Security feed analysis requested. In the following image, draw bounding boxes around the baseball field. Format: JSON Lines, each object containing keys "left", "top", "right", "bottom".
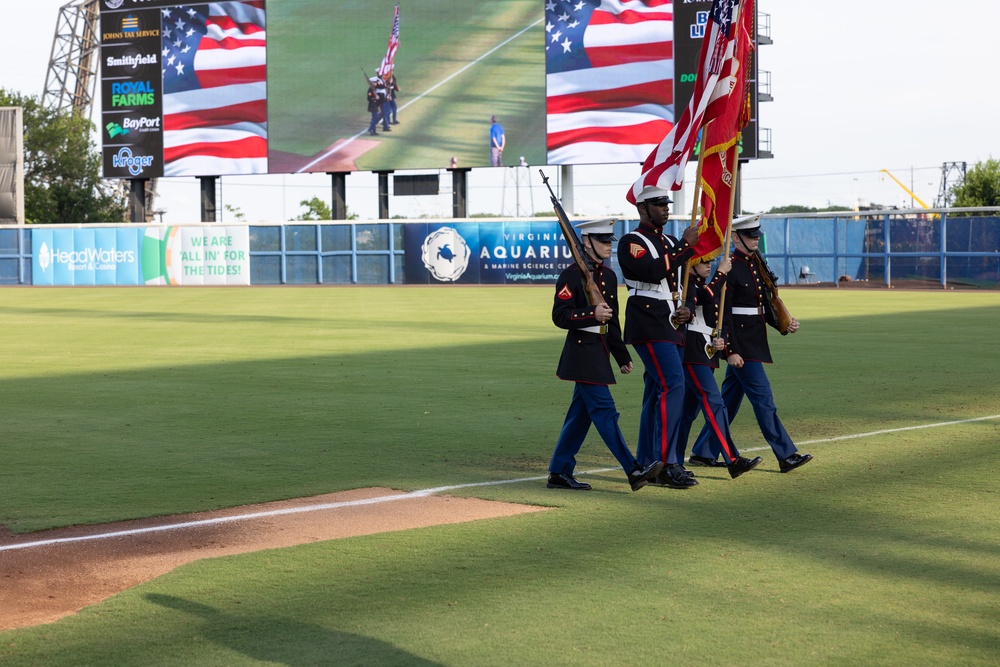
{"left": 1, "top": 286, "right": 998, "bottom": 665}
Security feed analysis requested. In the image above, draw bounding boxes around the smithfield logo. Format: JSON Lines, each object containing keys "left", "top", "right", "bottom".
{"left": 106, "top": 53, "right": 158, "bottom": 70}
{"left": 112, "top": 147, "right": 154, "bottom": 176}
{"left": 421, "top": 227, "right": 470, "bottom": 282}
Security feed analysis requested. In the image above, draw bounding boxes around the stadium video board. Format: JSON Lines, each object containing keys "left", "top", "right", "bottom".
{"left": 99, "top": 1, "right": 753, "bottom": 179}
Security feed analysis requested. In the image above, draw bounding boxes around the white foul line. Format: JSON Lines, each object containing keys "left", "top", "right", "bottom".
{"left": 295, "top": 19, "right": 543, "bottom": 174}
{"left": 3, "top": 414, "right": 997, "bottom": 553}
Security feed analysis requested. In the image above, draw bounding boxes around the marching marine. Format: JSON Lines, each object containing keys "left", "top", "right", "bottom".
{"left": 547, "top": 218, "right": 663, "bottom": 492}
{"left": 617, "top": 186, "right": 700, "bottom": 489}
{"left": 690, "top": 215, "right": 813, "bottom": 473}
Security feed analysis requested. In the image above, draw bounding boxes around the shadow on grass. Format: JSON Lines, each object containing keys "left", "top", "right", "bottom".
{"left": 145, "top": 594, "right": 443, "bottom": 666}
{"left": 3, "top": 304, "right": 1000, "bottom": 533}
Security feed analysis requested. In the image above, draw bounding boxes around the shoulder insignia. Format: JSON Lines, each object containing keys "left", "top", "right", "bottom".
{"left": 557, "top": 285, "right": 574, "bottom": 300}
{"left": 629, "top": 243, "right": 648, "bottom": 259}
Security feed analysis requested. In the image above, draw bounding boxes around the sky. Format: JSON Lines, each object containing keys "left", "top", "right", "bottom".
{"left": 1, "top": 0, "right": 998, "bottom": 223}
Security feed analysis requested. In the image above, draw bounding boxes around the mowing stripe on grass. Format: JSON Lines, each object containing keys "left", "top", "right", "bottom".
{"left": 295, "top": 18, "right": 543, "bottom": 173}
{"left": 3, "top": 414, "right": 997, "bottom": 553}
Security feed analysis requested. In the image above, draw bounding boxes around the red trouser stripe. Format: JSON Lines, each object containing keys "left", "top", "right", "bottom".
{"left": 644, "top": 343, "right": 671, "bottom": 462}
{"left": 686, "top": 365, "right": 738, "bottom": 462}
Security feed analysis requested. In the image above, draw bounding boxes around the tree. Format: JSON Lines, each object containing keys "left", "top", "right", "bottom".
{"left": 951, "top": 158, "right": 1000, "bottom": 209}
{"left": 765, "top": 204, "right": 854, "bottom": 215}
{"left": 294, "top": 196, "right": 357, "bottom": 220}
{"left": 0, "top": 88, "right": 125, "bottom": 224}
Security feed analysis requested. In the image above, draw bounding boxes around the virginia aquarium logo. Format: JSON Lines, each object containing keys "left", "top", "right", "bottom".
{"left": 421, "top": 227, "right": 470, "bottom": 282}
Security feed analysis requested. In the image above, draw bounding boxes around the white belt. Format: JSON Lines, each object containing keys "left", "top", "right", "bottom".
{"left": 687, "top": 323, "right": 713, "bottom": 335}
{"left": 579, "top": 325, "right": 606, "bottom": 334}
{"left": 732, "top": 306, "right": 762, "bottom": 316}
{"left": 628, "top": 288, "right": 672, "bottom": 300}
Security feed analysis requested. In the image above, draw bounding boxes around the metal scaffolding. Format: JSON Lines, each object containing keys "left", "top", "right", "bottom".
{"left": 42, "top": 0, "right": 99, "bottom": 118}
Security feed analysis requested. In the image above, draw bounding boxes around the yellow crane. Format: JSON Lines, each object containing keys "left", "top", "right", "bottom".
{"left": 880, "top": 169, "right": 932, "bottom": 210}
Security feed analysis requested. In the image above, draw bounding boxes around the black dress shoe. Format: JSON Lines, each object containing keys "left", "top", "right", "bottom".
{"left": 390, "top": 120, "right": 400, "bottom": 124}
{"left": 547, "top": 473, "right": 592, "bottom": 490}
{"left": 628, "top": 461, "right": 664, "bottom": 491}
{"left": 688, "top": 455, "right": 727, "bottom": 467}
{"left": 728, "top": 456, "right": 763, "bottom": 479}
{"left": 650, "top": 464, "right": 698, "bottom": 489}
{"left": 779, "top": 453, "right": 814, "bottom": 473}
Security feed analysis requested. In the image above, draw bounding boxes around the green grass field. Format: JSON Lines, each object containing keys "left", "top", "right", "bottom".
{"left": 267, "top": 0, "right": 547, "bottom": 170}
{"left": 1, "top": 287, "right": 999, "bottom": 665}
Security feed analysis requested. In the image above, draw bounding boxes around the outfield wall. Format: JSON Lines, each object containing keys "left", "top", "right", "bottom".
{"left": 2, "top": 209, "right": 999, "bottom": 288}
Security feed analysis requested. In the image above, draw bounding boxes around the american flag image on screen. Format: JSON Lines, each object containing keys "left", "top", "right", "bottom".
{"left": 161, "top": 1, "right": 267, "bottom": 176}
{"left": 546, "top": 0, "right": 673, "bottom": 166}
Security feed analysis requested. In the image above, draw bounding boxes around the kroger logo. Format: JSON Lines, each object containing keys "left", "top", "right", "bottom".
{"left": 112, "top": 147, "right": 154, "bottom": 176}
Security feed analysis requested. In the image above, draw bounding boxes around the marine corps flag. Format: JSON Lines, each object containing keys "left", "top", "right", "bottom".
{"left": 377, "top": 4, "right": 401, "bottom": 77}
{"left": 691, "top": 0, "right": 755, "bottom": 261}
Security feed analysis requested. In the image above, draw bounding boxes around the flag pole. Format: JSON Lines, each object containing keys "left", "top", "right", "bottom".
{"left": 714, "top": 136, "right": 742, "bottom": 340}
{"left": 681, "top": 131, "right": 708, "bottom": 301}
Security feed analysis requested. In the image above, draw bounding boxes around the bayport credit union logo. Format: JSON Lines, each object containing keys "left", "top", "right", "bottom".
{"left": 421, "top": 227, "right": 470, "bottom": 282}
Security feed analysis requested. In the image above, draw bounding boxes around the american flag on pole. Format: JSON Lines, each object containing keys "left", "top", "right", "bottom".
{"left": 692, "top": 0, "right": 754, "bottom": 261}
{"left": 376, "top": 4, "right": 400, "bottom": 78}
{"left": 161, "top": 1, "right": 267, "bottom": 177}
{"left": 546, "top": 0, "right": 674, "bottom": 166}
{"left": 625, "top": 0, "right": 742, "bottom": 204}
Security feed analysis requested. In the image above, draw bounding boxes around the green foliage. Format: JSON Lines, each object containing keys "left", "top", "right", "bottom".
{"left": 0, "top": 88, "right": 125, "bottom": 224}
{"left": 294, "top": 196, "right": 357, "bottom": 220}
{"left": 294, "top": 196, "right": 331, "bottom": 220}
{"left": 223, "top": 203, "right": 246, "bottom": 221}
{"left": 766, "top": 204, "right": 854, "bottom": 214}
{"left": 951, "top": 158, "right": 1000, "bottom": 208}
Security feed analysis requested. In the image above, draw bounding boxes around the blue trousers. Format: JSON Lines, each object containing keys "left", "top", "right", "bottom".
{"left": 678, "top": 363, "right": 741, "bottom": 464}
{"left": 633, "top": 342, "right": 686, "bottom": 465}
{"left": 692, "top": 361, "right": 797, "bottom": 461}
{"left": 549, "top": 383, "right": 637, "bottom": 475}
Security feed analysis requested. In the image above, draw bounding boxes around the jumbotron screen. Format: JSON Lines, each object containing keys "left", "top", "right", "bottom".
{"left": 99, "top": 0, "right": 750, "bottom": 179}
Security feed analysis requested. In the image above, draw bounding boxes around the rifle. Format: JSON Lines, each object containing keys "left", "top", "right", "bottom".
{"left": 539, "top": 170, "right": 605, "bottom": 311}
{"left": 751, "top": 249, "right": 794, "bottom": 334}
{"left": 362, "top": 68, "right": 376, "bottom": 91}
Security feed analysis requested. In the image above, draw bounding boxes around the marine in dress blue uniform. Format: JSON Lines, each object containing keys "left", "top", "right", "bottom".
{"left": 548, "top": 218, "right": 664, "bottom": 492}
{"left": 690, "top": 216, "right": 814, "bottom": 473}
{"left": 677, "top": 257, "right": 762, "bottom": 480}
{"left": 617, "top": 186, "right": 700, "bottom": 489}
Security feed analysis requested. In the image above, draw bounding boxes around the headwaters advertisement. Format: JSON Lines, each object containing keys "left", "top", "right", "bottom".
{"left": 32, "top": 226, "right": 250, "bottom": 286}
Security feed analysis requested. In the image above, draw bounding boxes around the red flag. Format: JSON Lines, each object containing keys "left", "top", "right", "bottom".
{"left": 626, "top": 0, "right": 745, "bottom": 205}
{"left": 691, "top": 0, "right": 755, "bottom": 261}
{"left": 377, "top": 4, "right": 400, "bottom": 78}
